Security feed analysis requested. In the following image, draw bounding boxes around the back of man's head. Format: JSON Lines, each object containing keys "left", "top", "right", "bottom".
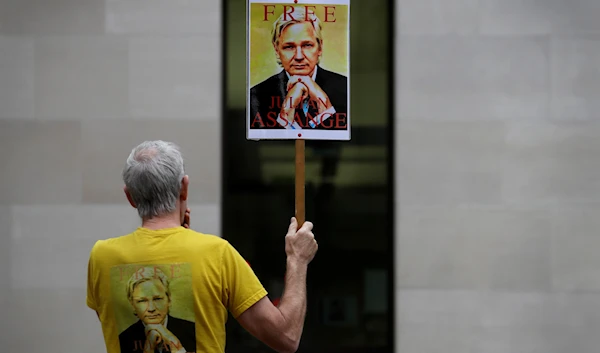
{"left": 122, "top": 140, "right": 185, "bottom": 219}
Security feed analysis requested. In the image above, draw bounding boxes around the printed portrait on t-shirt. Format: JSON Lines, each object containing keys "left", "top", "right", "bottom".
{"left": 110, "top": 264, "right": 197, "bottom": 353}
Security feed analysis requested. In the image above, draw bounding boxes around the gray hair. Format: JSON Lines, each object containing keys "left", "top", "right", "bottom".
{"left": 122, "top": 140, "right": 185, "bottom": 219}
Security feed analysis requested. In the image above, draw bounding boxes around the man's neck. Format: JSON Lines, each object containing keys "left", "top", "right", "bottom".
{"left": 142, "top": 213, "right": 181, "bottom": 230}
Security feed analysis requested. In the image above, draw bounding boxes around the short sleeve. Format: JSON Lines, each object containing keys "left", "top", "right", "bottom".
{"left": 86, "top": 242, "right": 99, "bottom": 311}
{"left": 221, "top": 242, "right": 268, "bottom": 318}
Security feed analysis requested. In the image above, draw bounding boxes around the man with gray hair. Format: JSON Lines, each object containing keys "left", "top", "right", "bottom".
{"left": 87, "top": 140, "right": 318, "bottom": 353}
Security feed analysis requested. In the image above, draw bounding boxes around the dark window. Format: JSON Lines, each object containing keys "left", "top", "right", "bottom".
{"left": 221, "top": 0, "right": 394, "bottom": 351}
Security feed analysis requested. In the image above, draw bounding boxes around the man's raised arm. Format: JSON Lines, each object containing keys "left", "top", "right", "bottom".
{"left": 236, "top": 218, "right": 318, "bottom": 353}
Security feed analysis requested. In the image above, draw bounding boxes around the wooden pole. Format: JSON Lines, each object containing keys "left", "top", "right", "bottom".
{"left": 295, "top": 139, "right": 305, "bottom": 227}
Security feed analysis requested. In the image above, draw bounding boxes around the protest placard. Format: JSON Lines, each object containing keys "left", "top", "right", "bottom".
{"left": 246, "top": 0, "right": 351, "bottom": 225}
{"left": 247, "top": 0, "right": 350, "bottom": 141}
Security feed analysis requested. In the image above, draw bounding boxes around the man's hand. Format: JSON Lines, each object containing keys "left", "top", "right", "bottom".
{"left": 145, "top": 324, "right": 186, "bottom": 353}
{"left": 285, "top": 217, "right": 318, "bottom": 266}
{"left": 182, "top": 207, "right": 191, "bottom": 228}
{"left": 287, "top": 76, "right": 332, "bottom": 114}
{"left": 281, "top": 81, "right": 308, "bottom": 122}
{"left": 144, "top": 328, "right": 162, "bottom": 353}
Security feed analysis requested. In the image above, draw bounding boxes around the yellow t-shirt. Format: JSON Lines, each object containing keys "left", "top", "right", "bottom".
{"left": 86, "top": 226, "right": 268, "bottom": 353}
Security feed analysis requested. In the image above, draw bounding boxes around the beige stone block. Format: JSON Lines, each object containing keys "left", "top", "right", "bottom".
{"left": 0, "top": 37, "right": 34, "bottom": 119}
{"left": 397, "top": 207, "right": 552, "bottom": 290}
{"left": 397, "top": 289, "right": 600, "bottom": 353}
{"left": 479, "top": 0, "right": 553, "bottom": 35}
{"left": 106, "top": 0, "right": 220, "bottom": 34}
{"left": 0, "top": 205, "right": 10, "bottom": 305}
{"left": 503, "top": 121, "right": 600, "bottom": 205}
{"left": 552, "top": 206, "right": 600, "bottom": 292}
{"left": 398, "top": 0, "right": 480, "bottom": 35}
{"left": 397, "top": 121, "right": 507, "bottom": 206}
{"left": 129, "top": 37, "right": 220, "bottom": 120}
{"left": 7, "top": 288, "right": 105, "bottom": 353}
{"left": 34, "top": 36, "right": 129, "bottom": 120}
{"left": 398, "top": 36, "right": 549, "bottom": 121}
{"left": 81, "top": 120, "right": 220, "bottom": 205}
{"left": 0, "top": 120, "right": 82, "bottom": 204}
{"left": 0, "top": 0, "right": 105, "bottom": 35}
{"left": 551, "top": 38, "right": 600, "bottom": 120}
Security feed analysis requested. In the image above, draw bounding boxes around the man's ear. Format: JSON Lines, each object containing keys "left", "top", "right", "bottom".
{"left": 124, "top": 186, "right": 137, "bottom": 208}
{"left": 180, "top": 175, "right": 189, "bottom": 201}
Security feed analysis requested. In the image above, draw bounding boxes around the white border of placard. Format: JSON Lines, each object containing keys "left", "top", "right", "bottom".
{"left": 246, "top": 0, "right": 351, "bottom": 141}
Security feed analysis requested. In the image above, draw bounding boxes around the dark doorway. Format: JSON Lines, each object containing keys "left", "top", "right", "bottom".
{"left": 221, "top": 0, "right": 395, "bottom": 351}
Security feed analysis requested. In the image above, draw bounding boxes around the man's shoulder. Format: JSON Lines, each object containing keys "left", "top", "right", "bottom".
{"left": 89, "top": 231, "right": 136, "bottom": 250}
{"left": 89, "top": 235, "right": 127, "bottom": 253}
{"left": 168, "top": 315, "right": 196, "bottom": 327}
{"left": 250, "top": 71, "right": 285, "bottom": 94}
{"left": 89, "top": 229, "right": 232, "bottom": 267}
{"left": 182, "top": 229, "right": 229, "bottom": 247}
{"left": 318, "top": 67, "right": 347, "bottom": 83}
{"left": 118, "top": 319, "right": 143, "bottom": 337}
